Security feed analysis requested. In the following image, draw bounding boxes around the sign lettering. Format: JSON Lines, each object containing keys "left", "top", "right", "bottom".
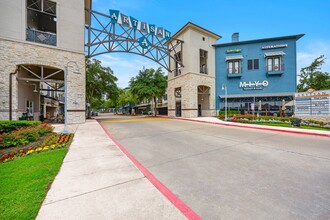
{"left": 239, "top": 80, "right": 269, "bottom": 90}
{"left": 108, "top": 9, "right": 171, "bottom": 39}
{"left": 262, "top": 44, "right": 288, "bottom": 50}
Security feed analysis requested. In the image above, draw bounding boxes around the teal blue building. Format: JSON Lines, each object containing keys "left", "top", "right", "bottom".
{"left": 215, "top": 33, "right": 304, "bottom": 115}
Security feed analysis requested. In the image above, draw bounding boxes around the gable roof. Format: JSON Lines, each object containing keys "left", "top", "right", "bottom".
{"left": 171, "top": 22, "right": 221, "bottom": 40}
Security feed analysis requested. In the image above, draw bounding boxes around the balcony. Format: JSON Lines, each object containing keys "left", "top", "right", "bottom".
{"left": 26, "top": 28, "right": 57, "bottom": 46}
{"left": 266, "top": 64, "right": 284, "bottom": 75}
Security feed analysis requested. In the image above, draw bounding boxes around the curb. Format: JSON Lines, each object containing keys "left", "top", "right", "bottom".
{"left": 158, "top": 116, "right": 330, "bottom": 138}
{"left": 97, "top": 120, "right": 201, "bottom": 220}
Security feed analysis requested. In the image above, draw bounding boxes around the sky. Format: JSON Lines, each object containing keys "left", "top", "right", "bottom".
{"left": 91, "top": 0, "right": 330, "bottom": 88}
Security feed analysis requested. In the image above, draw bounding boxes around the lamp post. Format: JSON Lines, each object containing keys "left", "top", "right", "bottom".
{"left": 222, "top": 84, "right": 227, "bottom": 121}
{"left": 63, "top": 61, "right": 80, "bottom": 133}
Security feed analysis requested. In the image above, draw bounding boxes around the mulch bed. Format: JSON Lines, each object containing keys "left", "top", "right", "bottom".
{"left": 0, "top": 133, "right": 54, "bottom": 157}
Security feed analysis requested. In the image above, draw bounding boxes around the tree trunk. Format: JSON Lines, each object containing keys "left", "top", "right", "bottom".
{"left": 153, "top": 96, "right": 157, "bottom": 117}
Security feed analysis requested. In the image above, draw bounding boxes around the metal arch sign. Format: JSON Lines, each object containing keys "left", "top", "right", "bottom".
{"left": 109, "top": 9, "right": 172, "bottom": 44}
{"left": 85, "top": 8, "right": 183, "bottom": 71}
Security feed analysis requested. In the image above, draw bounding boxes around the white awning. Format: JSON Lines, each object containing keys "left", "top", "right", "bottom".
{"left": 264, "top": 51, "right": 285, "bottom": 57}
{"left": 226, "top": 55, "right": 243, "bottom": 60}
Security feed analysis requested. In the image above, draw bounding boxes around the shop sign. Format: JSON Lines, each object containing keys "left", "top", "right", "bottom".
{"left": 226, "top": 49, "right": 241, "bottom": 54}
{"left": 239, "top": 80, "right": 269, "bottom": 90}
{"left": 262, "top": 44, "right": 288, "bottom": 50}
{"left": 109, "top": 9, "right": 171, "bottom": 49}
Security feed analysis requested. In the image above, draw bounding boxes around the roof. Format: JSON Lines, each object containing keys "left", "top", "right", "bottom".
{"left": 171, "top": 22, "right": 222, "bottom": 40}
{"left": 213, "top": 34, "right": 305, "bottom": 47}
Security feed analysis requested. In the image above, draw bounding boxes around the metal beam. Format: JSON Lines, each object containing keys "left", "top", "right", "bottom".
{"left": 85, "top": 9, "right": 184, "bottom": 72}
{"left": 17, "top": 77, "right": 64, "bottom": 84}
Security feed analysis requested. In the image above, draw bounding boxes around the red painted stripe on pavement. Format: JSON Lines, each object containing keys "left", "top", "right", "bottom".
{"left": 158, "top": 116, "right": 330, "bottom": 138}
{"left": 97, "top": 120, "right": 201, "bottom": 220}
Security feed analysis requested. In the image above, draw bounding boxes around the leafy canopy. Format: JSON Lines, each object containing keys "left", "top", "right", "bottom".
{"left": 129, "top": 67, "right": 167, "bottom": 102}
{"left": 86, "top": 59, "right": 118, "bottom": 116}
{"left": 129, "top": 67, "right": 167, "bottom": 115}
{"left": 297, "top": 55, "right": 330, "bottom": 92}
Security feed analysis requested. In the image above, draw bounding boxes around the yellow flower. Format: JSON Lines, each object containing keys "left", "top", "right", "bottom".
{"left": 43, "top": 146, "right": 49, "bottom": 151}
{"left": 50, "top": 145, "right": 56, "bottom": 150}
{"left": 27, "top": 149, "right": 34, "bottom": 155}
{"left": 36, "top": 147, "right": 43, "bottom": 152}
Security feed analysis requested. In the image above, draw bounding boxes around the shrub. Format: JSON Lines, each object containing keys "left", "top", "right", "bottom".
{"left": 0, "top": 120, "right": 40, "bottom": 134}
{"left": 0, "top": 123, "right": 53, "bottom": 148}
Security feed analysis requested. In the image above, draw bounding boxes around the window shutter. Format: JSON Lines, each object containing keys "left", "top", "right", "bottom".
{"left": 248, "top": 60, "right": 253, "bottom": 70}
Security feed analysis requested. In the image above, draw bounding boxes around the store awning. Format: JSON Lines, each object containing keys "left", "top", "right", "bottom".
{"left": 226, "top": 55, "right": 244, "bottom": 60}
{"left": 264, "top": 51, "right": 285, "bottom": 57}
{"left": 284, "top": 100, "right": 294, "bottom": 107}
{"left": 219, "top": 92, "right": 295, "bottom": 98}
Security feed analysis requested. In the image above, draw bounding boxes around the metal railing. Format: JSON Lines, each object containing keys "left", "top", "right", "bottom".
{"left": 266, "top": 64, "right": 285, "bottom": 72}
{"left": 227, "top": 67, "right": 241, "bottom": 74}
{"left": 26, "top": 28, "right": 57, "bottom": 46}
{"left": 200, "top": 66, "right": 208, "bottom": 74}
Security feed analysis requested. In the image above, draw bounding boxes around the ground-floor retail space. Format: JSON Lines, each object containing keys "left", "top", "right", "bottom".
{"left": 219, "top": 95, "right": 294, "bottom": 116}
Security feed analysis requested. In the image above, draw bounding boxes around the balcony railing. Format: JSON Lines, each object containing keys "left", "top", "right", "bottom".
{"left": 200, "top": 66, "right": 208, "bottom": 74}
{"left": 266, "top": 64, "right": 285, "bottom": 72}
{"left": 26, "top": 28, "right": 57, "bottom": 46}
{"left": 227, "top": 68, "right": 241, "bottom": 74}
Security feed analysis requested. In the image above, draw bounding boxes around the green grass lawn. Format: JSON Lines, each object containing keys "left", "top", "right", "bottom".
{"left": 0, "top": 149, "right": 68, "bottom": 220}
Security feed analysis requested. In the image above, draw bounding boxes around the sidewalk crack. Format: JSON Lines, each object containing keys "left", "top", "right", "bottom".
{"left": 42, "top": 176, "right": 145, "bottom": 206}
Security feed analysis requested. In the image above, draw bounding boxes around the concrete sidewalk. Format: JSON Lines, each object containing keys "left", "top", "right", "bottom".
{"left": 177, "top": 117, "right": 330, "bottom": 137}
{"left": 37, "top": 120, "right": 186, "bottom": 220}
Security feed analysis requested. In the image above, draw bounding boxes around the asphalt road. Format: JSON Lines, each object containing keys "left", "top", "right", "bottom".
{"left": 99, "top": 115, "right": 330, "bottom": 219}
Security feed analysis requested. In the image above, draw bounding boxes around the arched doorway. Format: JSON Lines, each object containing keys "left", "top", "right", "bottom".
{"left": 14, "top": 64, "right": 64, "bottom": 122}
{"left": 197, "top": 86, "right": 210, "bottom": 117}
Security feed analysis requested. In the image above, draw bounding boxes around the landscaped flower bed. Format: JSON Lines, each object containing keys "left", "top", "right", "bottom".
{"left": 218, "top": 113, "right": 330, "bottom": 130}
{"left": 0, "top": 133, "right": 74, "bottom": 163}
{"left": 0, "top": 123, "right": 53, "bottom": 148}
{"left": 0, "top": 120, "right": 41, "bottom": 134}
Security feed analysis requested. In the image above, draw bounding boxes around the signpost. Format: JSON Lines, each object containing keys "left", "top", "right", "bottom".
{"left": 295, "top": 89, "right": 330, "bottom": 116}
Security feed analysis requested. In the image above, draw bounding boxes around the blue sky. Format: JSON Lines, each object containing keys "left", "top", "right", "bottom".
{"left": 92, "top": 0, "right": 330, "bottom": 88}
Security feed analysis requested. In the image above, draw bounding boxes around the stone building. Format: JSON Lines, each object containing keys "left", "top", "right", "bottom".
{"left": 167, "top": 22, "right": 221, "bottom": 118}
{"left": 0, "top": 0, "right": 87, "bottom": 123}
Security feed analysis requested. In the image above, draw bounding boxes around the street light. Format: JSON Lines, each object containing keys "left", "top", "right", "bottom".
{"left": 63, "top": 61, "right": 80, "bottom": 133}
{"left": 221, "top": 84, "right": 227, "bottom": 121}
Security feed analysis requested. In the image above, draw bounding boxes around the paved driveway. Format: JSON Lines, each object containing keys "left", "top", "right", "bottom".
{"left": 100, "top": 115, "right": 330, "bottom": 219}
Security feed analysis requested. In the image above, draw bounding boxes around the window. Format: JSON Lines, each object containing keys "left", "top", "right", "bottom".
{"left": 267, "top": 57, "right": 282, "bottom": 72}
{"left": 227, "top": 60, "right": 241, "bottom": 74}
{"left": 200, "top": 49, "right": 208, "bottom": 74}
{"left": 174, "top": 51, "right": 182, "bottom": 76}
{"left": 248, "top": 59, "right": 259, "bottom": 70}
{"left": 26, "top": 0, "right": 57, "bottom": 46}
{"left": 26, "top": 100, "right": 34, "bottom": 117}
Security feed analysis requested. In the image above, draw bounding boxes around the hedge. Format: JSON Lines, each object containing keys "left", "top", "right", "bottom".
{"left": 0, "top": 120, "right": 41, "bottom": 134}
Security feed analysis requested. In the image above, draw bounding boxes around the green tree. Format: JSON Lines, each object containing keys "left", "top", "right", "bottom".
{"left": 86, "top": 59, "right": 118, "bottom": 118}
{"left": 129, "top": 67, "right": 167, "bottom": 116}
{"left": 117, "top": 89, "right": 138, "bottom": 108}
{"left": 297, "top": 55, "right": 330, "bottom": 92}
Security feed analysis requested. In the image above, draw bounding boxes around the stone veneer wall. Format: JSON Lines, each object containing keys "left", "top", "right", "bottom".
{"left": 168, "top": 72, "right": 216, "bottom": 118}
{"left": 296, "top": 115, "right": 330, "bottom": 123}
{"left": 0, "top": 39, "right": 86, "bottom": 124}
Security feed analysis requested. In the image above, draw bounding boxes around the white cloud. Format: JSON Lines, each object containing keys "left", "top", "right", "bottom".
{"left": 297, "top": 40, "right": 330, "bottom": 75}
{"left": 97, "top": 53, "right": 162, "bottom": 88}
